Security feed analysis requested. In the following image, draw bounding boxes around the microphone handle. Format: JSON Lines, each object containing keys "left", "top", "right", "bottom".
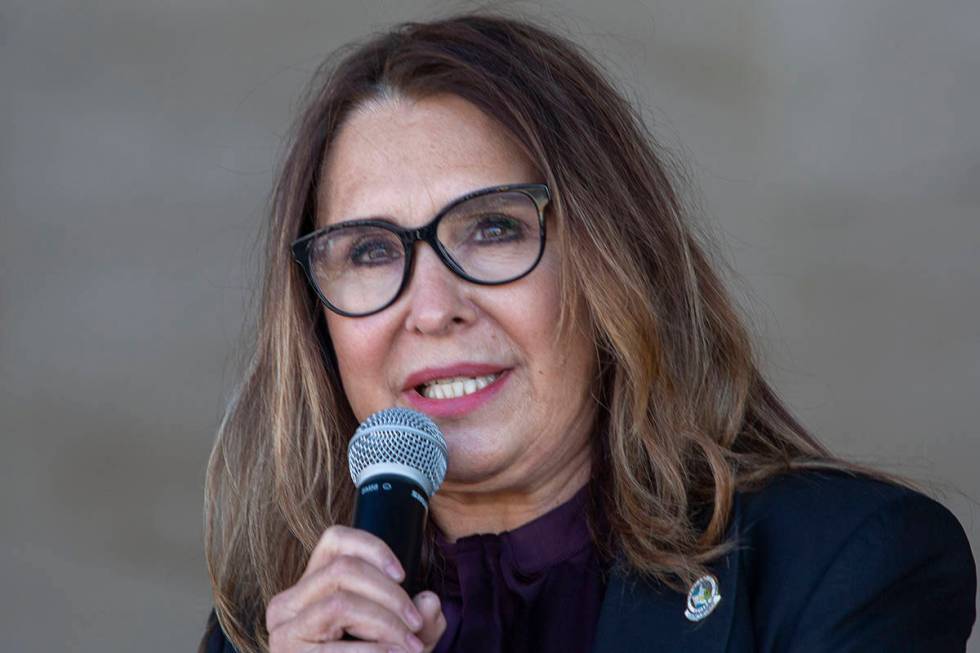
{"left": 352, "top": 473, "right": 429, "bottom": 596}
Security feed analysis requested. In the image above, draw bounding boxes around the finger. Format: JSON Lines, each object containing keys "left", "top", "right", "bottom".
{"left": 412, "top": 592, "right": 447, "bottom": 652}
{"left": 304, "top": 525, "right": 405, "bottom": 583}
{"left": 269, "top": 640, "right": 398, "bottom": 653}
{"left": 288, "top": 642, "right": 401, "bottom": 653}
{"left": 268, "top": 556, "right": 422, "bottom": 633}
{"left": 270, "top": 637, "right": 394, "bottom": 653}
{"left": 279, "top": 589, "right": 425, "bottom": 653}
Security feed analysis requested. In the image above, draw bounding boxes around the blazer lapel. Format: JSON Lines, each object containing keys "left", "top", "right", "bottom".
{"left": 591, "top": 500, "right": 748, "bottom": 653}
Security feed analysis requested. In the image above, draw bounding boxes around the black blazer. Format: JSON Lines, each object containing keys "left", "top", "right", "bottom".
{"left": 202, "top": 472, "right": 977, "bottom": 652}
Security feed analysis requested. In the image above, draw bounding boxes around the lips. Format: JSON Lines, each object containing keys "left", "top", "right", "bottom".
{"left": 402, "top": 363, "right": 509, "bottom": 393}
{"left": 401, "top": 363, "right": 511, "bottom": 418}
{"left": 418, "top": 372, "right": 501, "bottom": 399}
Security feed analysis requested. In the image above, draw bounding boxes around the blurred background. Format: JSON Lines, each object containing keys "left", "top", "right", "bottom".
{"left": 1, "top": 0, "right": 977, "bottom": 650}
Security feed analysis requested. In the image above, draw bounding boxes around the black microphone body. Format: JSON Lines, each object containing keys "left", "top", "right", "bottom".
{"left": 347, "top": 407, "right": 448, "bottom": 600}
{"left": 352, "top": 472, "right": 429, "bottom": 595}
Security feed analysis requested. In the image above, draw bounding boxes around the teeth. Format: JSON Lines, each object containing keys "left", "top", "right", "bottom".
{"left": 421, "top": 374, "right": 499, "bottom": 399}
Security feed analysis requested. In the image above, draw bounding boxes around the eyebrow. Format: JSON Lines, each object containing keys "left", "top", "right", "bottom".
{"left": 326, "top": 213, "right": 401, "bottom": 228}
{"left": 321, "top": 181, "right": 538, "bottom": 231}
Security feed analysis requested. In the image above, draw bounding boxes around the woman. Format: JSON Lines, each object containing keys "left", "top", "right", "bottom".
{"left": 200, "top": 13, "right": 976, "bottom": 653}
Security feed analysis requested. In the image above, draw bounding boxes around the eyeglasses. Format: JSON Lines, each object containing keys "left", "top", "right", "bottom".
{"left": 291, "top": 183, "right": 550, "bottom": 317}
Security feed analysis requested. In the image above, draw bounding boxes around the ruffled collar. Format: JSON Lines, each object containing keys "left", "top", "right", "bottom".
{"left": 433, "top": 484, "right": 593, "bottom": 580}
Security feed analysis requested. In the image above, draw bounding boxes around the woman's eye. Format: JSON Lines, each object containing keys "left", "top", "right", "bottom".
{"left": 472, "top": 215, "right": 523, "bottom": 243}
{"left": 349, "top": 239, "right": 401, "bottom": 266}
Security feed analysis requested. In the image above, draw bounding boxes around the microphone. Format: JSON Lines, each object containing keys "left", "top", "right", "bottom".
{"left": 347, "top": 407, "right": 448, "bottom": 595}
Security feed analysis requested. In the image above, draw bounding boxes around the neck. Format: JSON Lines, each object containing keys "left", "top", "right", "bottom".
{"left": 429, "top": 446, "right": 592, "bottom": 542}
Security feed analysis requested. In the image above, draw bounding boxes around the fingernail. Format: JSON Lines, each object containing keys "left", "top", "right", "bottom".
{"left": 404, "top": 605, "right": 423, "bottom": 630}
{"left": 420, "top": 591, "right": 440, "bottom": 611}
{"left": 385, "top": 560, "right": 404, "bottom": 581}
{"left": 405, "top": 632, "right": 424, "bottom": 653}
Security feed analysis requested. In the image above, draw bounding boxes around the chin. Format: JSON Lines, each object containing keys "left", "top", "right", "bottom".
{"left": 441, "top": 443, "right": 512, "bottom": 484}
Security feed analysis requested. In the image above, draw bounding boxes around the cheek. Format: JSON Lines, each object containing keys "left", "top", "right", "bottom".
{"left": 522, "top": 270, "right": 595, "bottom": 397}
{"left": 326, "top": 312, "right": 391, "bottom": 419}
{"left": 522, "top": 264, "right": 568, "bottom": 363}
{"left": 499, "top": 266, "right": 592, "bottom": 400}
{"left": 509, "top": 253, "right": 563, "bottom": 328}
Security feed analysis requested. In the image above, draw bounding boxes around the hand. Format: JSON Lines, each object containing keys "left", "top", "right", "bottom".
{"left": 266, "top": 525, "right": 446, "bottom": 652}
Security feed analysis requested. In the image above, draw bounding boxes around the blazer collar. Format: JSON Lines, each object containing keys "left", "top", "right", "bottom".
{"left": 591, "top": 497, "right": 747, "bottom": 653}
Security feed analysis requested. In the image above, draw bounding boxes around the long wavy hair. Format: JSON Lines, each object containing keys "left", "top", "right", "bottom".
{"left": 202, "top": 12, "right": 868, "bottom": 652}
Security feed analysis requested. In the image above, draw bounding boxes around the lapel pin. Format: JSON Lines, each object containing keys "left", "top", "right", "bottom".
{"left": 684, "top": 574, "right": 721, "bottom": 622}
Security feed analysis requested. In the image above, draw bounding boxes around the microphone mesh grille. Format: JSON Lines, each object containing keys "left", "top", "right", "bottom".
{"left": 347, "top": 407, "right": 448, "bottom": 497}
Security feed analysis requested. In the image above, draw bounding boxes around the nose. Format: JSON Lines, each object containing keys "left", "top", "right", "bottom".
{"left": 401, "top": 243, "right": 476, "bottom": 336}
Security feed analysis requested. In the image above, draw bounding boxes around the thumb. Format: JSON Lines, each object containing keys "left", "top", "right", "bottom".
{"left": 413, "top": 591, "right": 446, "bottom": 652}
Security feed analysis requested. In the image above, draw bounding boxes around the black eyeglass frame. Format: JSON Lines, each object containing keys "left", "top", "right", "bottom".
{"left": 291, "top": 183, "right": 551, "bottom": 318}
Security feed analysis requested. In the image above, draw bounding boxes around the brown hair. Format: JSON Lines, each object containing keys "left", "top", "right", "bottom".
{"left": 203, "top": 12, "right": 869, "bottom": 652}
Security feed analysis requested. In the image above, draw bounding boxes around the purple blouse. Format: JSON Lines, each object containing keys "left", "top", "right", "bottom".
{"left": 429, "top": 487, "right": 607, "bottom": 653}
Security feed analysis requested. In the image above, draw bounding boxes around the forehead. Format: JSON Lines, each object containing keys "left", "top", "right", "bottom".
{"left": 317, "top": 94, "right": 538, "bottom": 227}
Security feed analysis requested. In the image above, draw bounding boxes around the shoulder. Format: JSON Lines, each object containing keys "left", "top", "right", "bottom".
{"left": 733, "top": 470, "right": 977, "bottom": 650}
{"left": 735, "top": 469, "right": 957, "bottom": 544}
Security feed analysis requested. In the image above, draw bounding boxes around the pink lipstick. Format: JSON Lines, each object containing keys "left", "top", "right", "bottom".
{"left": 402, "top": 363, "right": 510, "bottom": 418}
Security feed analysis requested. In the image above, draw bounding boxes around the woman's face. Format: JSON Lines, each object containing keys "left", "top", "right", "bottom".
{"left": 319, "top": 94, "right": 596, "bottom": 495}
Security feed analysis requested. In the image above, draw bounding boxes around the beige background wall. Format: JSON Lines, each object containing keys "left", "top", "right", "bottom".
{"left": 1, "top": 1, "right": 977, "bottom": 650}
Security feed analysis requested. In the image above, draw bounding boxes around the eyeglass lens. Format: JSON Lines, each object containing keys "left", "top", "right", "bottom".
{"left": 307, "top": 190, "right": 542, "bottom": 315}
